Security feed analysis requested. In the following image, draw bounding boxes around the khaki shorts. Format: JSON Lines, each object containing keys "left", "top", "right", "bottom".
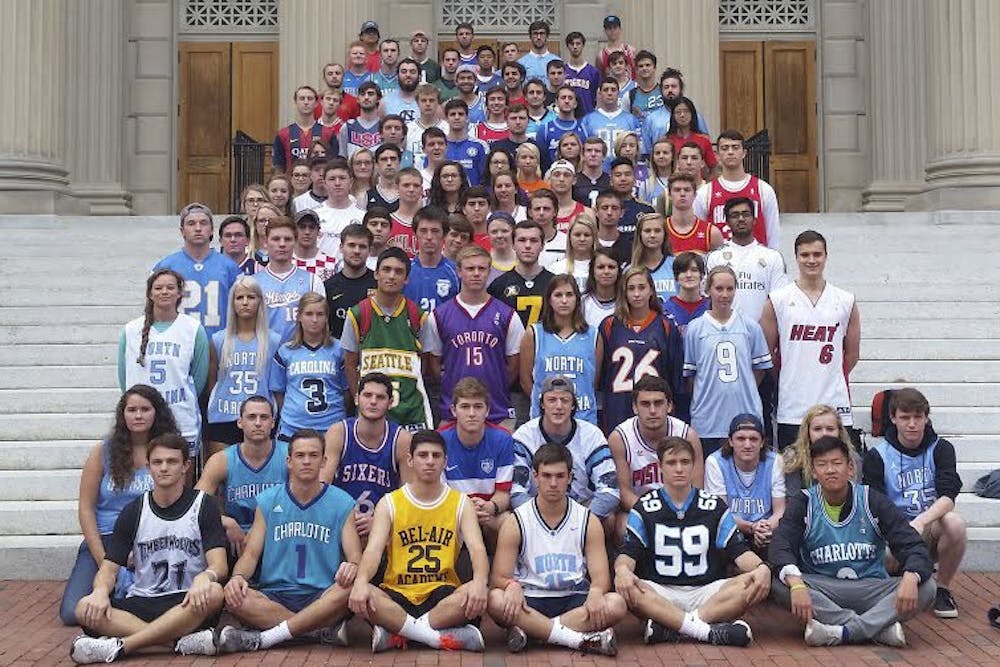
{"left": 642, "top": 577, "right": 729, "bottom": 612}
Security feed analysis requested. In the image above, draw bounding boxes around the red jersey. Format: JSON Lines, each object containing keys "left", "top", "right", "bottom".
{"left": 597, "top": 44, "right": 637, "bottom": 78}
{"left": 313, "top": 93, "right": 361, "bottom": 122}
{"left": 387, "top": 214, "right": 418, "bottom": 258}
{"left": 475, "top": 121, "right": 510, "bottom": 146}
{"left": 272, "top": 123, "right": 338, "bottom": 173}
{"left": 366, "top": 50, "right": 381, "bottom": 73}
{"left": 556, "top": 201, "right": 586, "bottom": 234}
{"left": 666, "top": 217, "right": 713, "bottom": 254}
{"left": 473, "top": 232, "right": 493, "bottom": 251}
{"left": 668, "top": 132, "right": 717, "bottom": 170}
{"left": 706, "top": 174, "right": 770, "bottom": 246}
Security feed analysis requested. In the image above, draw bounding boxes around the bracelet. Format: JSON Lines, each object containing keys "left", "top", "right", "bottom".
{"left": 789, "top": 583, "right": 807, "bottom": 592}
{"left": 491, "top": 500, "right": 501, "bottom": 516}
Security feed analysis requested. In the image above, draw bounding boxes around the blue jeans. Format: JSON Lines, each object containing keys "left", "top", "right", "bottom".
{"left": 59, "top": 536, "right": 133, "bottom": 626}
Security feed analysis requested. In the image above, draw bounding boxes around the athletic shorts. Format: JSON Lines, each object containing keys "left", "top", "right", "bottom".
{"left": 262, "top": 588, "right": 324, "bottom": 613}
{"left": 109, "top": 591, "right": 213, "bottom": 630}
{"left": 642, "top": 577, "right": 729, "bottom": 612}
{"left": 382, "top": 584, "right": 456, "bottom": 618}
{"left": 525, "top": 593, "right": 588, "bottom": 618}
{"left": 921, "top": 523, "right": 941, "bottom": 561}
{"left": 203, "top": 420, "right": 243, "bottom": 445}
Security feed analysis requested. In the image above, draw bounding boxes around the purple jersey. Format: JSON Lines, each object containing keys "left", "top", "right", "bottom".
{"left": 438, "top": 423, "right": 514, "bottom": 500}
{"left": 432, "top": 297, "right": 516, "bottom": 423}
{"left": 332, "top": 417, "right": 402, "bottom": 517}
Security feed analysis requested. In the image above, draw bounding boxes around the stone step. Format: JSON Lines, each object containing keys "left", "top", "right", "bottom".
{"left": 859, "top": 319, "right": 1000, "bottom": 338}
{"left": 0, "top": 365, "right": 117, "bottom": 390}
{"left": 0, "top": 289, "right": 142, "bottom": 307}
{"left": 851, "top": 407, "right": 1000, "bottom": 436}
{"left": 0, "top": 305, "right": 136, "bottom": 326}
{"left": 858, "top": 301, "right": 1000, "bottom": 319}
{"left": 0, "top": 470, "right": 81, "bottom": 500}
{"left": 0, "top": 501, "right": 78, "bottom": 535}
{"left": 0, "top": 388, "right": 122, "bottom": 415}
{"left": 0, "top": 343, "right": 117, "bottom": 366}
{"left": 0, "top": 440, "right": 94, "bottom": 470}
{"left": 954, "top": 494, "right": 1000, "bottom": 528}
{"left": 959, "top": 462, "right": 997, "bottom": 493}
{"left": 939, "top": 436, "right": 1000, "bottom": 462}
{"left": 0, "top": 534, "right": 80, "bottom": 580}
{"left": 852, "top": 360, "right": 1000, "bottom": 383}
{"left": 0, "top": 413, "right": 112, "bottom": 441}
{"left": 861, "top": 339, "right": 1000, "bottom": 360}
{"left": 956, "top": 526, "right": 1000, "bottom": 571}
{"left": 851, "top": 383, "right": 1000, "bottom": 409}
{"left": 0, "top": 323, "right": 123, "bottom": 345}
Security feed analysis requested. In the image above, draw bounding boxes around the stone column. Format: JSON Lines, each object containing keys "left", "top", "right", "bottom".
{"left": 65, "top": 0, "right": 131, "bottom": 214}
{"left": 861, "top": 0, "right": 925, "bottom": 211}
{"left": 279, "top": 0, "right": 377, "bottom": 119}
{"left": 917, "top": 0, "right": 1000, "bottom": 209}
{"left": 0, "top": 0, "right": 74, "bottom": 213}
{"left": 616, "top": 0, "right": 720, "bottom": 132}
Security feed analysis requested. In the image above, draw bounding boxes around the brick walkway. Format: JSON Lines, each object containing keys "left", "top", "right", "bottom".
{"left": 3, "top": 575, "right": 1000, "bottom": 666}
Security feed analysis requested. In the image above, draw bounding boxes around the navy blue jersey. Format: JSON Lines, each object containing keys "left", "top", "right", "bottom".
{"left": 333, "top": 417, "right": 403, "bottom": 517}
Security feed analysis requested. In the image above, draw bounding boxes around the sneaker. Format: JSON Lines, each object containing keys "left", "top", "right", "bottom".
{"left": 316, "top": 619, "right": 350, "bottom": 646}
{"left": 217, "top": 626, "right": 261, "bottom": 653}
{"left": 644, "top": 619, "right": 680, "bottom": 644}
{"left": 438, "top": 624, "right": 484, "bottom": 652}
{"left": 873, "top": 621, "right": 906, "bottom": 648}
{"left": 371, "top": 625, "right": 407, "bottom": 653}
{"left": 804, "top": 619, "right": 844, "bottom": 646}
{"left": 70, "top": 636, "right": 123, "bottom": 664}
{"left": 580, "top": 628, "right": 617, "bottom": 656}
{"left": 707, "top": 620, "right": 753, "bottom": 647}
{"left": 506, "top": 626, "right": 528, "bottom": 653}
{"left": 174, "top": 629, "right": 218, "bottom": 656}
{"left": 934, "top": 587, "right": 959, "bottom": 619}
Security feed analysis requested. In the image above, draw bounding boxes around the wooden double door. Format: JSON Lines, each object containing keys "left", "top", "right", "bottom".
{"left": 720, "top": 41, "right": 817, "bottom": 212}
{"left": 178, "top": 42, "right": 279, "bottom": 213}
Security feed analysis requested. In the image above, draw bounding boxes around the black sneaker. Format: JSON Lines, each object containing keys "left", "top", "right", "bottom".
{"left": 934, "top": 587, "right": 959, "bottom": 618}
{"left": 707, "top": 620, "right": 752, "bottom": 647}
{"left": 644, "top": 619, "right": 680, "bottom": 644}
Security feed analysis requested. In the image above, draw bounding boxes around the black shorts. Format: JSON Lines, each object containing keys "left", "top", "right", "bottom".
{"left": 203, "top": 420, "right": 243, "bottom": 445}
{"left": 382, "top": 585, "right": 456, "bottom": 618}
{"left": 525, "top": 593, "right": 588, "bottom": 618}
{"left": 110, "top": 591, "right": 214, "bottom": 629}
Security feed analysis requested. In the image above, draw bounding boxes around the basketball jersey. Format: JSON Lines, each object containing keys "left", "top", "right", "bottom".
{"left": 800, "top": 483, "right": 887, "bottom": 579}
{"left": 624, "top": 486, "right": 742, "bottom": 586}
{"left": 255, "top": 483, "right": 355, "bottom": 595}
{"left": 272, "top": 340, "right": 346, "bottom": 436}
{"left": 403, "top": 256, "right": 460, "bottom": 313}
{"left": 128, "top": 491, "right": 208, "bottom": 597}
{"left": 342, "top": 70, "right": 371, "bottom": 96}
{"left": 387, "top": 214, "right": 418, "bottom": 258}
{"left": 770, "top": 282, "right": 855, "bottom": 425}
{"left": 382, "top": 484, "right": 464, "bottom": 604}
{"left": 528, "top": 323, "right": 598, "bottom": 424}
{"left": 514, "top": 498, "right": 590, "bottom": 597}
{"left": 701, "top": 175, "right": 773, "bottom": 246}
{"left": 598, "top": 313, "right": 684, "bottom": 432}
{"left": 555, "top": 202, "right": 586, "bottom": 234}
{"left": 682, "top": 311, "right": 773, "bottom": 438}
{"left": 648, "top": 256, "right": 677, "bottom": 303}
{"left": 207, "top": 330, "right": 281, "bottom": 424}
{"left": 488, "top": 268, "right": 554, "bottom": 328}
{"left": 153, "top": 250, "right": 239, "bottom": 338}
{"left": 339, "top": 118, "right": 381, "bottom": 158}
{"left": 705, "top": 241, "right": 789, "bottom": 321}
{"left": 708, "top": 449, "right": 777, "bottom": 522}
{"left": 122, "top": 315, "right": 202, "bottom": 442}
{"left": 223, "top": 440, "right": 289, "bottom": 531}
{"left": 581, "top": 294, "right": 615, "bottom": 331}
{"left": 440, "top": 424, "right": 515, "bottom": 500}
{"left": 96, "top": 442, "right": 153, "bottom": 535}
{"left": 872, "top": 438, "right": 939, "bottom": 519}
{"left": 474, "top": 121, "right": 510, "bottom": 146}
{"left": 666, "top": 218, "right": 713, "bottom": 255}
{"left": 255, "top": 266, "right": 320, "bottom": 342}
{"left": 615, "top": 415, "right": 691, "bottom": 495}
{"left": 333, "top": 417, "right": 403, "bottom": 516}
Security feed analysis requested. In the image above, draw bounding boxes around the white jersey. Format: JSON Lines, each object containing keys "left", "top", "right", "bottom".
{"left": 129, "top": 491, "right": 208, "bottom": 598}
{"left": 123, "top": 314, "right": 201, "bottom": 441}
{"left": 405, "top": 119, "right": 448, "bottom": 167}
{"left": 705, "top": 240, "right": 790, "bottom": 321}
{"left": 539, "top": 231, "right": 568, "bottom": 269}
{"left": 581, "top": 293, "right": 615, "bottom": 331}
{"left": 770, "top": 281, "right": 855, "bottom": 425}
{"left": 513, "top": 497, "right": 591, "bottom": 598}
{"left": 315, "top": 198, "right": 366, "bottom": 259}
{"left": 615, "top": 415, "right": 691, "bottom": 495}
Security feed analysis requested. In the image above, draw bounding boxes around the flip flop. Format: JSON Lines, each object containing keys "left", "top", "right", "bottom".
{"left": 988, "top": 607, "right": 1000, "bottom": 629}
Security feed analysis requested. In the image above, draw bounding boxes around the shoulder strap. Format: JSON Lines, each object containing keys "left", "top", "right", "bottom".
{"left": 357, "top": 299, "right": 374, "bottom": 344}
{"left": 404, "top": 299, "right": 423, "bottom": 337}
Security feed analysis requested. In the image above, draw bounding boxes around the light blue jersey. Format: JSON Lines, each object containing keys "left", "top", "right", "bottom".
{"left": 873, "top": 438, "right": 939, "bottom": 519}
{"left": 800, "top": 483, "right": 888, "bottom": 580}
{"left": 526, "top": 109, "right": 556, "bottom": 142}
{"left": 383, "top": 90, "right": 419, "bottom": 124}
{"left": 683, "top": 311, "right": 773, "bottom": 438}
{"left": 255, "top": 266, "right": 318, "bottom": 342}
{"left": 255, "top": 483, "right": 355, "bottom": 595}
{"left": 536, "top": 117, "right": 584, "bottom": 162}
{"left": 224, "top": 440, "right": 289, "bottom": 531}
{"left": 272, "top": 340, "right": 347, "bottom": 437}
{"left": 649, "top": 255, "right": 678, "bottom": 303}
{"left": 207, "top": 330, "right": 282, "bottom": 424}
{"left": 528, "top": 323, "right": 598, "bottom": 424}
{"left": 153, "top": 249, "right": 240, "bottom": 338}
{"left": 580, "top": 108, "right": 641, "bottom": 170}
{"left": 710, "top": 449, "right": 777, "bottom": 522}
{"left": 402, "top": 256, "right": 460, "bottom": 312}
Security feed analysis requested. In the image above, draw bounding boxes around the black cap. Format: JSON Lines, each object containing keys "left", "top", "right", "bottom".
{"left": 604, "top": 15, "right": 622, "bottom": 28}
{"left": 294, "top": 209, "right": 320, "bottom": 226}
{"left": 360, "top": 20, "right": 380, "bottom": 35}
{"left": 728, "top": 413, "right": 765, "bottom": 437}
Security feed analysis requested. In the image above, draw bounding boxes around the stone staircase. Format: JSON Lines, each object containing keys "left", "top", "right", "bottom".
{"left": 0, "top": 211, "right": 999, "bottom": 578}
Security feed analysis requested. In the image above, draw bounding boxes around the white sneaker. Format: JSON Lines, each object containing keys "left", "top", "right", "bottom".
{"left": 438, "top": 624, "right": 484, "bottom": 651}
{"left": 804, "top": 619, "right": 844, "bottom": 646}
{"left": 315, "top": 619, "right": 350, "bottom": 646}
{"left": 580, "top": 628, "right": 617, "bottom": 656}
{"left": 174, "top": 629, "right": 218, "bottom": 656}
{"left": 217, "top": 626, "right": 261, "bottom": 653}
{"left": 70, "top": 636, "right": 123, "bottom": 664}
{"left": 873, "top": 621, "right": 906, "bottom": 647}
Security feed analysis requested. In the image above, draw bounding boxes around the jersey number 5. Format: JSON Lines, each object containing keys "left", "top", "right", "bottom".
{"left": 653, "top": 524, "right": 709, "bottom": 578}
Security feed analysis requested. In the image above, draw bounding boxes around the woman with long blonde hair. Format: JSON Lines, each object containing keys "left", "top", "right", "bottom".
{"left": 783, "top": 404, "right": 860, "bottom": 493}
{"left": 549, "top": 213, "right": 598, "bottom": 291}
{"left": 630, "top": 211, "right": 676, "bottom": 303}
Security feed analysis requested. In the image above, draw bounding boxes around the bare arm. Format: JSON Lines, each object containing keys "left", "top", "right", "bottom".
{"left": 355, "top": 498, "right": 393, "bottom": 585}
{"left": 320, "top": 421, "right": 346, "bottom": 483}
{"left": 230, "top": 508, "right": 266, "bottom": 579}
{"left": 344, "top": 350, "right": 361, "bottom": 401}
{"left": 759, "top": 298, "right": 779, "bottom": 361}
{"left": 594, "top": 333, "right": 604, "bottom": 392}
{"left": 708, "top": 224, "right": 723, "bottom": 251}
{"left": 687, "top": 425, "right": 705, "bottom": 488}
{"left": 78, "top": 443, "right": 108, "bottom": 563}
{"left": 506, "top": 353, "right": 520, "bottom": 386}
{"left": 583, "top": 513, "right": 611, "bottom": 593}
{"left": 609, "top": 430, "right": 638, "bottom": 510}
{"left": 518, "top": 326, "right": 535, "bottom": 397}
{"left": 194, "top": 450, "right": 228, "bottom": 495}
{"left": 460, "top": 498, "right": 490, "bottom": 586}
{"left": 206, "top": 341, "right": 219, "bottom": 401}
{"left": 844, "top": 302, "right": 861, "bottom": 373}
{"left": 395, "top": 429, "right": 414, "bottom": 485}
{"left": 489, "top": 513, "right": 521, "bottom": 590}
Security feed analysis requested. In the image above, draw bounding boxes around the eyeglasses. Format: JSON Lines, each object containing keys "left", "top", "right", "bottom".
{"left": 727, "top": 210, "right": 754, "bottom": 220}
{"left": 245, "top": 197, "right": 267, "bottom": 204}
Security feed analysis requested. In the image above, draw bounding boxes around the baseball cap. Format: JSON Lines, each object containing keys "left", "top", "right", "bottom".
{"left": 545, "top": 159, "right": 576, "bottom": 179}
{"left": 294, "top": 209, "right": 320, "bottom": 226}
{"left": 411, "top": 29, "right": 429, "bottom": 39}
{"left": 728, "top": 413, "right": 765, "bottom": 437}
{"left": 604, "top": 15, "right": 622, "bottom": 28}
{"left": 360, "top": 20, "right": 380, "bottom": 35}
{"left": 456, "top": 63, "right": 478, "bottom": 75}
{"left": 541, "top": 374, "right": 576, "bottom": 397}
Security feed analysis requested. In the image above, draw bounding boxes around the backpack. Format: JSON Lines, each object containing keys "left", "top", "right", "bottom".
{"left": 356, "top": 298, "right": 422, "bottom": 345}
{"left": 869, "top": 389, "right": 897, "bottom": 438}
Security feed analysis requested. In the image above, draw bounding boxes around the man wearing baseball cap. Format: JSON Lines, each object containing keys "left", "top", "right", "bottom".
{"left": 293, "top": 209, "right": 338, "bottom": 282}
{"left": 410, "top": 30, "right": 440, "bottom": 83}
{"left": 596, "top": 16, "right": 636, "bottom": 78}
{"left": 359, "top": 21, "right": 381, "bottom": 72}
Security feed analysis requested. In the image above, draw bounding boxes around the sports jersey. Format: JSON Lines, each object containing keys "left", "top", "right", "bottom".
{"left": 872, "top": 438, "right": 939, "bottom": 519}
{"left": 683, "top": 311, "right": 773, "bottom": 438}
{"left": 573, "top": 172, "right": 611, "bottom": 208}
{"left": 386, "top": 213, "right": 418, "bottom": 258}
{"left": 365, "top": 186, "right": 400, "bottom": 213}
{"left": 333, "top": 417, "right": 403, "bottom": 515}
{"left": 511, "top": 418, "right": 619, "bottom": 517}
{"left": 255, "top": 483, "right": 355, "bottom": 595}
{"left": 370, "top": 70, "right": 398, "bottom": 94}
{"left": 338, "top": 118, "right": 381, "bottom": 159}
{"left": 294, "top": 250, "right": 338, "bottom": 282}
{"left": 661, "top": 296, "right": 708, "bottom": 336}
{"left": 467, "top": 94, "right": 488, "bottom": 123}
{"left": 255, "top": 265, "right": 325, "bottom": 342}
{"left": 403, "top": 255, "right": 460, "bottom": 312}
{"left": 272, "top": 123, "right": 339, "bottom": 173}
{"left": 581, "top": 293, "right": 615, "bottom": 331}
{"left": 705, "top": 240, "right": 789, "bottom": 321}
{"left": 614, "top": 415, "right": 691, "bottom": 496}
{"left": 292, "top": 189, "right": 326, "bottom": 214}
{"left": 647, "top": 255, "right": 678, "bottom": 303}
{"left": 770, "top": 282, "right": 855, "bottom": 425}
{"left": 616, "top": 80, "right": 637, "bottom": 113}
{"left": 565, "top": 62, "right": 601, "bottom": 114}
{"left": 475, "top": 71, "right": 503, "bottom": 92}
{"left": 342, "top": 69, "right": 371, "bottom": 96}
{"left": 518, "top": 50, "right": 559, "bottom": 83}
{"left": 439, "top": 423, "right": 514, "bottom": 500}
{"left": 514, "top": 497, "right": 591, "bottom": 597}
{"left": 445, "top": 137, "right": 489, "bottom": 185}
{"left": 695, "top": 175, "right": 780, "bottom": 249}
{"left": 536, "top": 117, "right": 585, "bottom": 161}
{"left": 540, "top": 230, "right": 568, "bottom": 269}
{"left": 629, "top": 86, "right": 663, "bottom": 121}
{"left": 622, "top": 486, "right": 747, "bottom": 586}
{"left": 619, "top": 198, "right": 655, "bottom": 239}
{"left": 581, "top": 108, "right": 640, "bottom": 168}
{"left": 207, "top": 330, "right": 281, "bottom": 424}
{"left": 705, "top": 449, "right": 779, "bottom": 522}
{"left": 668, "top": 133, "right": 717, "bottom": 170}
{"left": 799, "top": 483, "right": 887, "bottom": 580}
{"left": 474, "top": 121, "right": 510, "bottom": 146}
{"left": 382, "top": 90, "right": 418, "bottom": 123}
{"left": 405, "top": 119, "right": 448, "bottom": 166}
{"left": 640, "top": 106, "right": 711, "bottom": 156}
{"left": 324, "top": 268, "right": 376, "bottom": 339}
{"left": 598, "top": 313, "right": 684, "bottom": 432}
{"left": 555, "top": 201, "right": 586, "bottom": 234}
{"left": 315, "top": 199, "right": 367, "bottom": 258}
{"left": 433, "top": 77, "right": 459, "bottom": 101}
{"left": 547, "top": 257, "right": 589, "bottom": 292}
{"left": 122, "top": 315, "right": 202, "bottom": 442}
{"left": 666, "top": 218, "right": 714, "bottom": 255}
{"left": 95, "top": 442, "right": 153, "bottom": 535}
{"left": 487, "top": 268, "right": 554, "bottom": 328}
{"left": 528, "top": 323, "right": 598, "bottom": 424}
{"left": 153, "top": 249, "right": 240, "bottom": 338}
{"left": 382, "top": 484, "right": 464, "bottom": 604}
{"left": 526, "top": 109, "right": 556, "bottom": 142}
{"left": 272, "top": 340, "right": 346, "bottom": 436}
{"left": 223, "top": 440, "right": 289, "bottom": 530}
{"left": 128, "top": 490, "right": 209, "bottom": 597}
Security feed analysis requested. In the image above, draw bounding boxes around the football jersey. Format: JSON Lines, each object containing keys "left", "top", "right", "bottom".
{"left": 487, "top": 268, "right": 554, "bottom": 328}
{"left": 272, "top": 340, "right": 346, "bottom": 436}
{"left": 705, "top": 449, "right": 778, "bottom": 522}
{"left": 799, "top": 483, "right": 887, "bottom": 580}
{"left": 528, "top": 323, "right": 598, "bottom": 424}
{"left": 382, "top": 484, "right": 464, "bottom": 604}
{"left": 153, "top": 249, "right": 240, "bottom": 338}
{"left": 514, "top": 497, "right": 591, "bottom": 597}
{"left": 208, "top": 330, "right": 281, "bottom": 424}
{"left": 770, "top": 282, "right": 855, "bottom": 425}
{"left": 439, "top": 423, "right": 514, "bottom": 500}
{"left": 255, "top": 265, "right": 325, "bottom": 342}
{"left": 403, "top": 256, "right": 460, "bottom": 312}
{"left": 256, "top": 483, "right": 355, "bottom": 595}
{"left": 615, "top": 415, "right": 691, "bottom": 496}
{"left": 666, "top": 218, "right": 714, "bottom": 255}
{"left": 333, "top": 417, "right": 403, "bottom": 516}
{"left": 324, "top": 269, "right": 376, "bottom": 339}
{"left": 223, "top": 440, "right": 289, "bottom": 531}
{"left": 580, "top": 108, "right": 641, "bottom": 168}
{"left": 704, "top": 241, "right": 790, "bottom": 321}
{"left": 629, "top": 86, "right": 663, "bottom": 121}
{"left": 872, "top": 438, "right": 939, "bottom": 519}
{"left": 622, "top": 486, "right": 745, "bottom": 586}
{"left": 128, "top": 491, "right": 208, "bottom": 597}
{"left": 581, "top": 293, "right": 615, "bottom": 331}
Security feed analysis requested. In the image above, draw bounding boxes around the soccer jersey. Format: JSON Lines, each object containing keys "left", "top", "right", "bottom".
{"left": 403, "top": 256, "right": 460, "bottom": 312}
{"left": 695, "top": 175, "right": 780, "bottom": 249}
{"left": 683, "top": 311, "right": 773, "bottom": 438}
{"left": 704, "top": 450, "right": 779, "bottom": 522}
{"left": 255, "top": 265, "right": 325, "bottom": 342}
{"left": 272, "top": 340, "right": 346, "bottom": 436}
{"left": 488, "top": 268, "right": 554, "bottom": 328}
{"left": 705, "top": 241, "right": 789, "bottom": 321}
{"left": 536, "top": 117, "right": 585, "bottom": 161}
{"left": 770, "top": 282, "right": 855, "bottom": 426}
{"left": 439, "top": 423, "right": 514, "bottom": 500}
{"left": 615, "top": 415, "right": 692, "bottom": 496}
{"left": 223, "top": 441, "right": 289, "bottom": 530}
{"left": 445, "top": 137, "right": 489, "bottom": 185}
{"left": 514, "top": 497, "right": 591, "bottom": 597}
{"left": 528, "top": 323, "right": 598, "bottom": 424}
{"left": 799, "top": 483, "right": 887, "bottom": 580}
{"left": 256, "top": 483, "right": 355, "bottom": 595}
{"left": 872, "top": 439, "right": 939, "bottom": 519}
{"left": 382, "top": 484, "right": 464, "bottom": 604}
{"left": 315, "top": 200, "right": 367, "bottom": 258}
{"left": 338, "top": 118, "right": 381, "bottom": 159}
{"left": 526, "top": 109, "right": 556, "bottom": 142}
{"left": 294, "top": 250, "right": 338, "bottom": 282}
{"left": 208, "top": 330, "right": 281, "bottom": 424}
{"left": 333, "top": 417, "right": 403, "bottom": 515}
{"left": 153, "top": 249, "right": 240, "bottom": 338}
{"left": 324, "top": 269, "right": 376, "bottom": 339}
{"left": 666, "top": 218, "right": 714, "bottom": 255}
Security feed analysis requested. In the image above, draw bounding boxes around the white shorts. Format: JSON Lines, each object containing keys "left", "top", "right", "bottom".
{"left": 641, "top": 577, "right": 730, "bottom": 612}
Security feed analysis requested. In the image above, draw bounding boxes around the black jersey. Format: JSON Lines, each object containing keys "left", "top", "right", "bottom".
{"left": 487, "top": 268, "right": 554, "bottom": 329}
{"left": 324, "top": 269, "right": 377, "bottom": 338}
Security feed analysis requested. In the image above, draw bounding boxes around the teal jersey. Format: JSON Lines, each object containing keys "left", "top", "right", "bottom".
{"left": 223, "top": 441, "right": 288, "bottom": 531}
{"left": 800, "top": 483, "right": 888, "bottom": 580}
